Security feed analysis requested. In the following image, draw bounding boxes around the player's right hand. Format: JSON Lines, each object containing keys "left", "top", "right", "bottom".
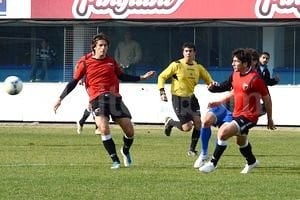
{"left": 53, "top": 98, "right": 62, "bottom": 114}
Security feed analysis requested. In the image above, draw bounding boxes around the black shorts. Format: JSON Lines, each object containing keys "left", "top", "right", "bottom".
{"left": 90, "top": 93, "right": 132, "bottom": 121}
{"left": 171, "top": 94, "right": 200, "bottom": 124}
{"left": 233, "top": 116, "right": 256, "bottom": 135}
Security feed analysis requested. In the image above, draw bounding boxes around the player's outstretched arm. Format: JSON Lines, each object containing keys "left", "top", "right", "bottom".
{"left": 118, "top": 70, "right": 156, "bottom": 82}
{"left": 140, "top": 70, "right": 156, "bottom": 80}
{"left": 208, "top": 74, "right": 233, "bottom": 93}
{"left": 53, "top": 79, "right": 79, "bottom": 113}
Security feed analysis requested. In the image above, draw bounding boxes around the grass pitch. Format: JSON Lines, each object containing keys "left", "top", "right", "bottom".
{"left": 0, "top": 123, "right": 299, "bottom": 200}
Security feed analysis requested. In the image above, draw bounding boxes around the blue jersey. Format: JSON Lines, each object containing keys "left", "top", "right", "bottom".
{"left": 208, "top": 104, "right": 232, "bottom": 127}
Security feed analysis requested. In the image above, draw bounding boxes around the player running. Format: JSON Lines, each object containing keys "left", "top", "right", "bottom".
{"left": 54, "top": 33, "right": 155, "bottom": 169}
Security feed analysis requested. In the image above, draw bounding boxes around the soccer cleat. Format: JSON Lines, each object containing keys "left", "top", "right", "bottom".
{"left": 187, "top": 150, "right": 198, "bottom": 157}
{"left": 76, "top": 121, "right": 83, "bottom": 134}
{"left": 193, "top": 154, "right": 209, "bottom": 168}
{"left": 110, "top": 161, "right": 121, "bottom": 169}
{"left": 120, "top": 148, "right": 132, "bottom": 167}
{"left": 164, "top": 117, "right": 173, "bottom": 136}
{"left": 240, "top": 160, "right": 259, "bottom": 174}
{"left": 199, "top": 161, "right": 216, "bottom": 173}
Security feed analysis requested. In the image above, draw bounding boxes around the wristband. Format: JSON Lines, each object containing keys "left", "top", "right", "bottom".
{"left": 159, "top": 88, "right": 166, "bottom": 96}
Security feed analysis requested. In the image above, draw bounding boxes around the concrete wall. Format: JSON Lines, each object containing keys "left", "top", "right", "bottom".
{"left": 0, "top": 83, "right": 299, "bottom": 126}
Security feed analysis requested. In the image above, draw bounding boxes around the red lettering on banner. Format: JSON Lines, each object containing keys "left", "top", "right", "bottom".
{"left": 255, "top": 0, "right": 300, "bottom": 18}
{"left": 72, "top": 0, "right": 184, "bottom": 19}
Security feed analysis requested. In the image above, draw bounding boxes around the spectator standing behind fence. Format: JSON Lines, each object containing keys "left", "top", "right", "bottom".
{"left": 30, "top": 39, "right": 56, "bottom": 82}
{"left": 114, "top": 31, "right": 142, "bottom": 75}
{"left": 257, "top": 51, "right": 279, "bottom": 86}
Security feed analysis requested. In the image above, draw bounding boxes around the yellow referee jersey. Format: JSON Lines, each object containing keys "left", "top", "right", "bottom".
{"left": 157, "top": 58, "right": 213, "bottom": 97}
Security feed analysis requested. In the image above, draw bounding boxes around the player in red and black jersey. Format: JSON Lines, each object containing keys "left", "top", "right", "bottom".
{"left": 54, "top": 33, "right": 155, "bottom": 169}
{"left": 200, "top": 48, "right": 276, "bottom": 174}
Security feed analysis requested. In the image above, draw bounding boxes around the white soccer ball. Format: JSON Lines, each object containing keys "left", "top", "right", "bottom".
{"left": 3, "top": 76, "right": 23, "bottom": 95}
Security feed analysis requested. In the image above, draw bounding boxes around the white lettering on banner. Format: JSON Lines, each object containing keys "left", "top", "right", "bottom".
{"left": 72, "top": 0, "right": 185, "bottom": 19}
{"left": 255, "top": 0, "right": 300, "bottom": 18}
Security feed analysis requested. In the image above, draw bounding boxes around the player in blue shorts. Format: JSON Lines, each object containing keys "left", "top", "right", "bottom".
{"left": 193, "top": 102, "right": 233, "bottom": 168}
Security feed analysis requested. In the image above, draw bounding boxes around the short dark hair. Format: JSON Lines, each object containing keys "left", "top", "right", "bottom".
{"left": 182, "top": 42, "right": 196, "bottom": 51}
{"left": 260, "top": 51, "right": 270, "bottom": 58}
{"left": 232, "top": 48, "right": 252, "bottom": 67}
{"left": 91, "top": 32, "right": 110, "bottom": 52}
{"left": 246, "top": 48, "right": 259, "bottom": 61}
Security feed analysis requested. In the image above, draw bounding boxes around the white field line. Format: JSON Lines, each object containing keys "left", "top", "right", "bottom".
{"left": 0, "top": 163, "right": 97, "bottom": 167}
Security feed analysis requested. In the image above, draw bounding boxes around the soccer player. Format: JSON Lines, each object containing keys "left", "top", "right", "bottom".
{"left": 199, "top": 48, "right": 276, "bottom": 174}
{"left": 157, "top": 42, "right": 214, "bottom": 156}
{"left": 194, "top": 48, "right": 266, "bottom": 168}
{"left": 53, "top": 33, "right": 155, "bottom": 169}
{"left": 193, "top": 102, "right": 233, "bottom": 168}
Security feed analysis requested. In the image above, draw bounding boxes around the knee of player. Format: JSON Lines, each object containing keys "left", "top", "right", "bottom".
{"left": 181, "top": 123, "right": 193, "bottom": 132}
{"left": 218, "top": 129, "right": 233, "bottom": 140}
{"left": 236, "top": 136, "right": 248, "bottom": 146}
{"left": 202, "top": 119, "right": 213, "bottom": 128}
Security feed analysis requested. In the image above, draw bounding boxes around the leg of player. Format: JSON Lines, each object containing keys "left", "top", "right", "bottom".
{"left": 199, "top": 121, "right": 238, "bottom": 173}
{"left": 95, "top": 115, "right": 121, "bottom": 169}
{"left": 237, "top": 136, "right": 259, "bottom": 174}
{"left": 194, "top": 111, "right": 215, "bottom": 168}
{"left": 77, "top": 108, "right": 91, "bottom": 134}
{"left": 117, "top": 117, "right": 134, "bottom": 167}
{"left": 188, "top": 115, "right": 201, "bottom": 157}
{"left": 164, "top": 117, "right": 183, "bottom": 136}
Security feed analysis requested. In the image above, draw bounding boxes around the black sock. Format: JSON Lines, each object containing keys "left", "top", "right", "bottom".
{"left": 122, "top": 136, "right": 134, "bottom": 155}
{"left": 211, "top": 144, "right": 227, "bottom": 167}
{"left": 102, "top": 138, "right": 120, "bottom": 163}
{"left": 169, "top": 120, "right": 183, "bottom": 131}
{"left": 239, "top": 142, "right": 256, "bottom": 165}
{"left": 190, "top": 128, "right": 200, "bottom": 151}
{"left": 79, "top": 109, "right": 91, "bottom": 125}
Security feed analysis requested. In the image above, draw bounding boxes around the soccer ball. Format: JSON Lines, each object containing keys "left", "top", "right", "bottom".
{"left": 3, "top": 76, "right": 23, "bottom": 95}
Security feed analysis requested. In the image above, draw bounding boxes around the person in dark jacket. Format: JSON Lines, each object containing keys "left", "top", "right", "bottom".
{"left": 257, "top": 52, "right": 279, "bottom": 86}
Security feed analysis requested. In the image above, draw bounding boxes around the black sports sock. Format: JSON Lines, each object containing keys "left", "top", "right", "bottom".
{"left": 122, "top": 136, "right": 134, "bottom": 155}
{"left": 211, "top": 144, "right": 227, "bottom": 167}
{"left": 239, "top": 142, "right": 256, "bottom": 165}
{"left": 190, "top": 128, "right": 200, "bottom": 151}
{"left": 169, "top": 120, "right": 183, "bottom": 131}
{"left": 79, "top": 109, "right": 91, "bottom": 125}
{"left": 102, "top": 138, "right": 120, "bottom": 163}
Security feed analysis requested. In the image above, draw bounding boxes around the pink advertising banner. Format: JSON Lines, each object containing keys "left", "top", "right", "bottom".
{"left": 31, "top": 0, "right": 299, "bottom": 19}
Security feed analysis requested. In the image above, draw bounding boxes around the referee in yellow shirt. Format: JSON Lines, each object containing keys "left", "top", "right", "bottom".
{"left": 157, "top": 42, "right": 214, "bottom": 156}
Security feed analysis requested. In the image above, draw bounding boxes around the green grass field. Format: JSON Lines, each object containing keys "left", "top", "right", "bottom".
{"left": 0, "top": 123, "right": 299, "bottom": 200}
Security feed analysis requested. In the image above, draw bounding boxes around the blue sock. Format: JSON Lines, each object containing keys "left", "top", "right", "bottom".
{"left": 200, "top": 127, "right": 212, "bottom": 155}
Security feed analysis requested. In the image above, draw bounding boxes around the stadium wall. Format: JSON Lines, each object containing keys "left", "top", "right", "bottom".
{"left": 0, "top": 83, "right": 299, "bottom": 126}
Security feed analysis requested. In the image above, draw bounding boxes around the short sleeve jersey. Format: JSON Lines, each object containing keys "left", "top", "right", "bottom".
{"left": 74, "top": 54, "right": 122, "bottom": 101}
{"left": 157, "top": 59, "right": 213, "bottom": 97}
{"left": 232, "top": 68, "right": 269, "bottom": 122}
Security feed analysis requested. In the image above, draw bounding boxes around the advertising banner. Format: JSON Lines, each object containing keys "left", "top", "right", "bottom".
{"left": 31, "top": 0, "right": 299, "bottom": 19}
{"left": 0, "top": 0, "right": 6, "bottom": 16}
{"left": 0, "top": 0, "right": 30, "bottom": 18}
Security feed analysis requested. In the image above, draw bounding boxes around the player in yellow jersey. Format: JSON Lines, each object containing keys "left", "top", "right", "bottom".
{"left": 157, "top": 42, "right": 214, "bottom": 156}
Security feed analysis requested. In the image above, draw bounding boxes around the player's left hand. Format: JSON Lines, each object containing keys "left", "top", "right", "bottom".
{"left": 140, "top": 71, "right": 156, "bottom": 80}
